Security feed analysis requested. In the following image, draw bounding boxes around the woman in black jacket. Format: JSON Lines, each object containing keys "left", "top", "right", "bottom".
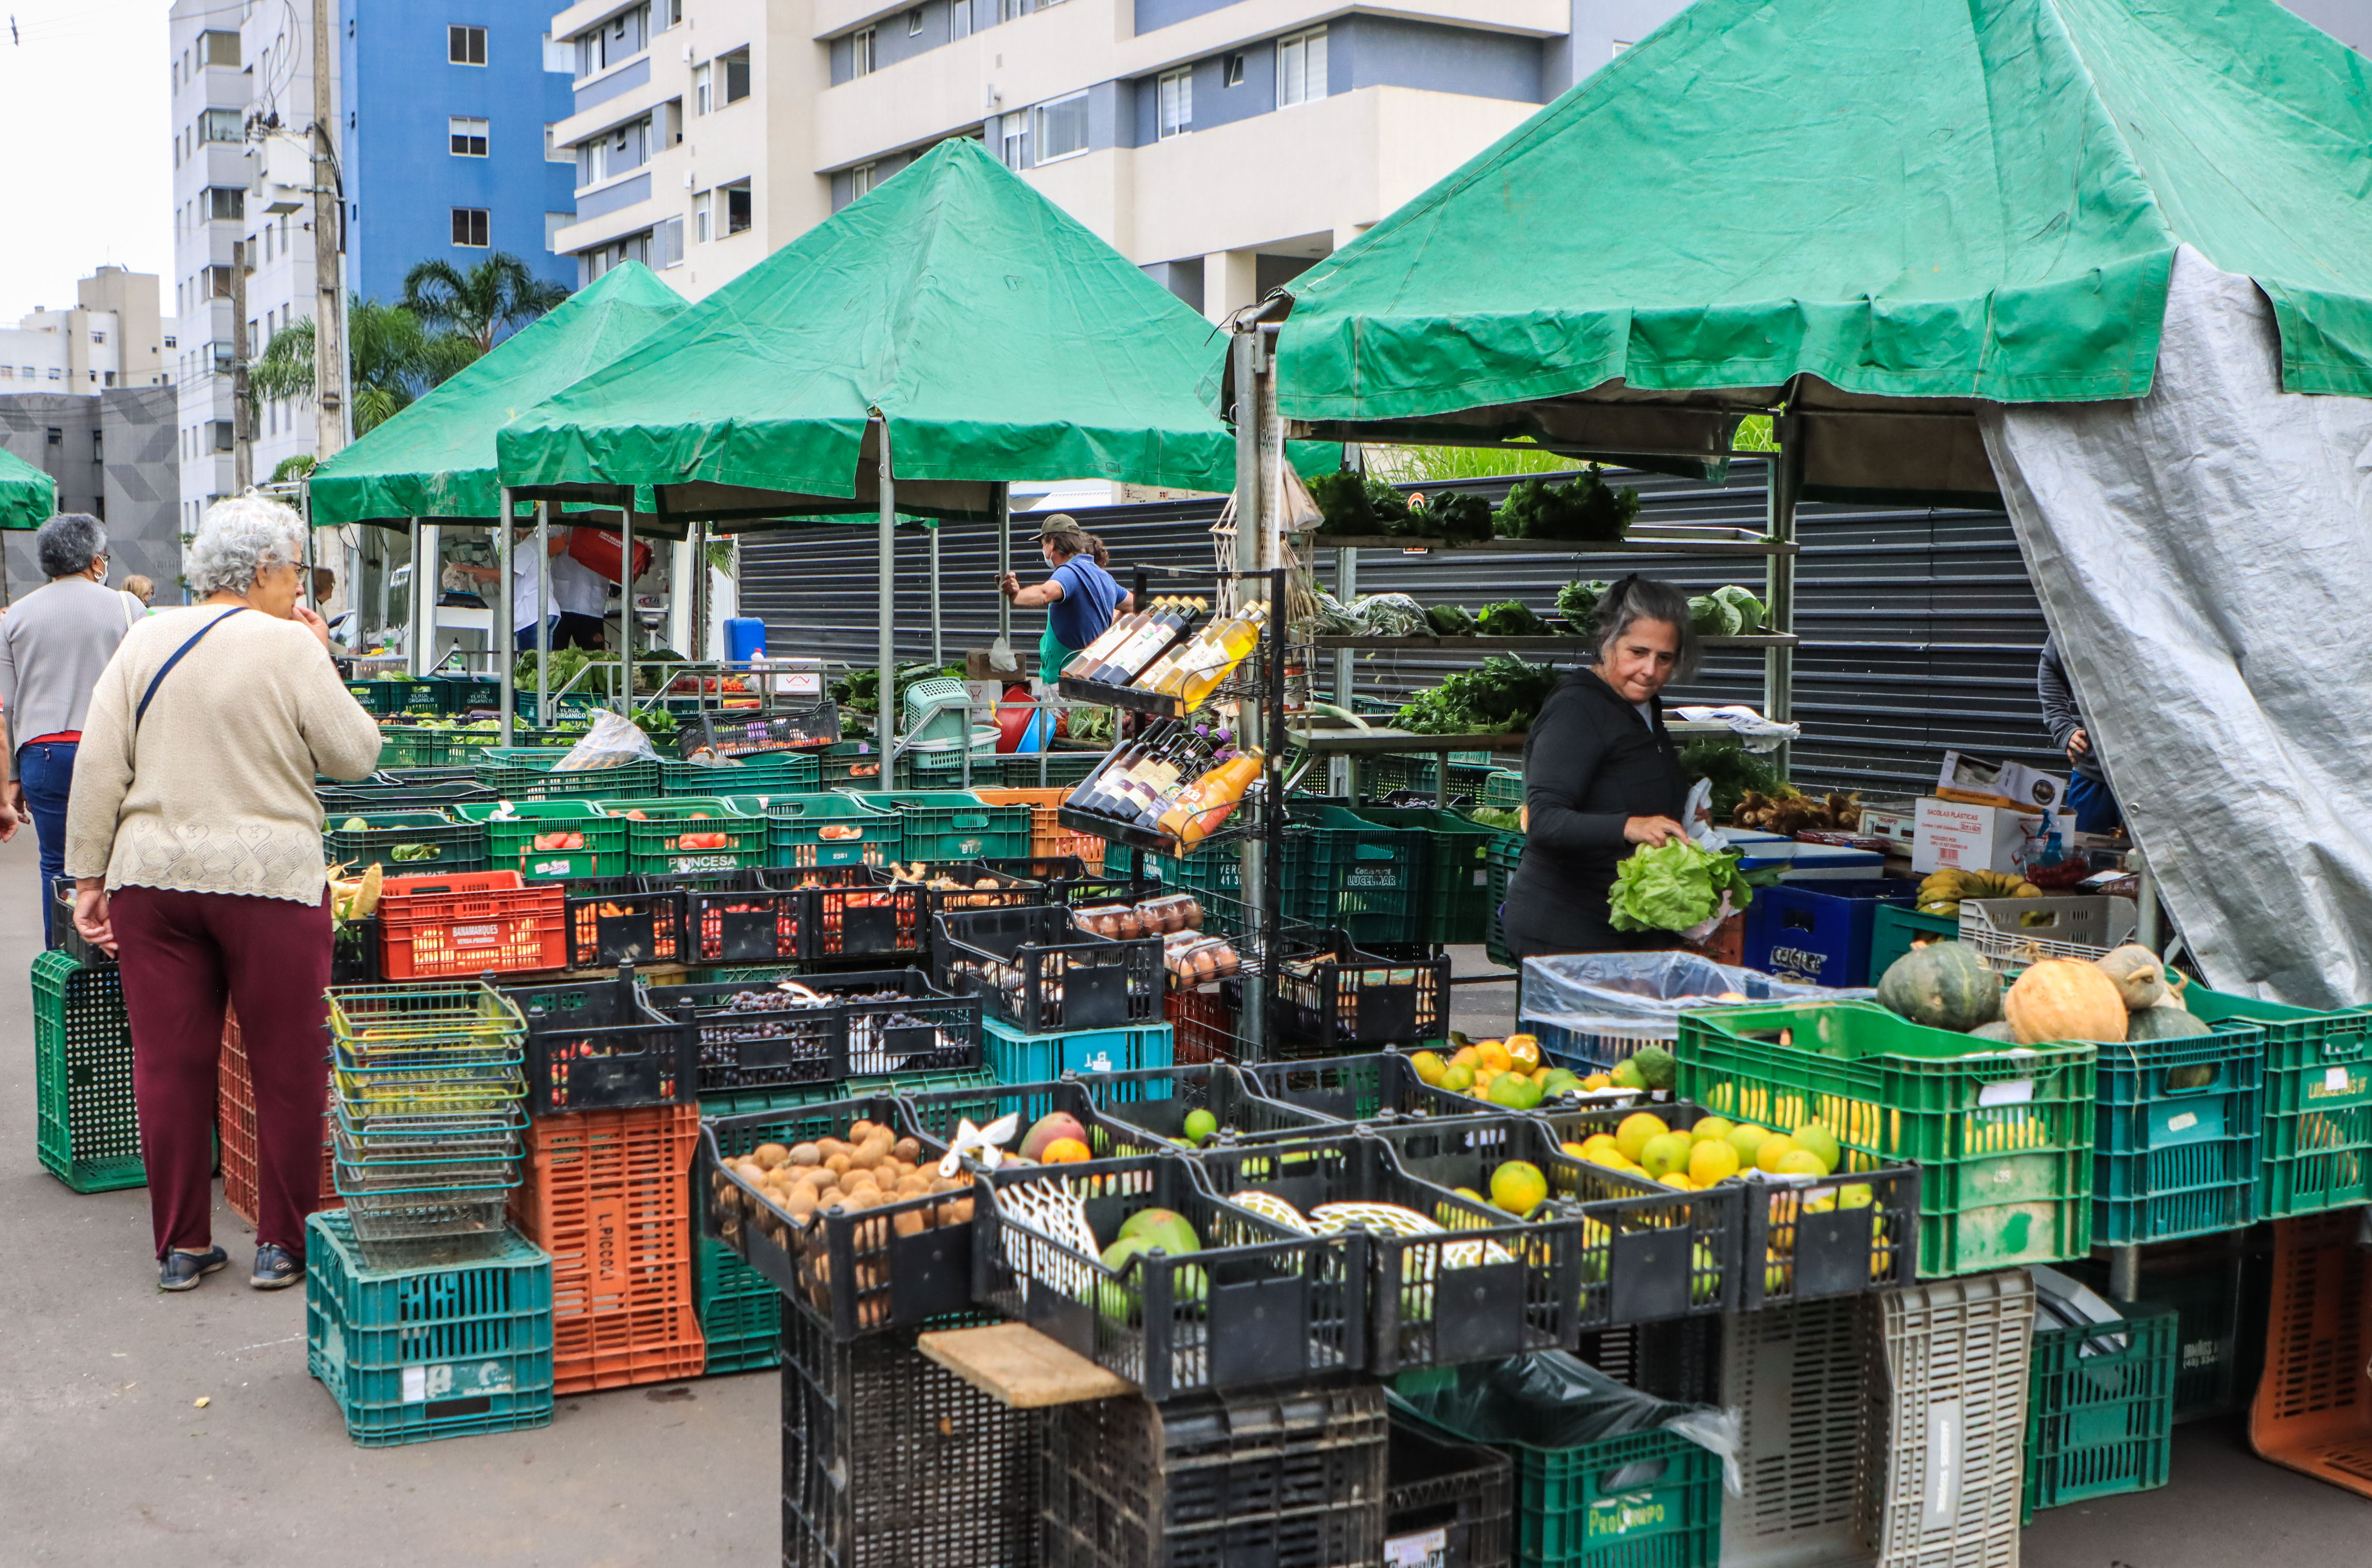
{"left": 1502, "top": 575, "right": 1699, "bottom": 957}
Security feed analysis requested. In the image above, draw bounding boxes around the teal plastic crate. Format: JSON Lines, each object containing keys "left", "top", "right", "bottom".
{"left": 304, "top": 1210, "right": 554, "bottom": 1447}
{"left": 1351, "top": 805, "right": 1495, "bottom": 945}
{"left": 1481, "top": 768, "right": 1526, "bottom": 810}
{"left": 473, "top": 746, "right": 661, "bottom": 802}
{"left": 1484, "top": 828, "right": 1522, "bottom": 969}
{"left": 322, "top": 810, "right": 488, "bottom": 876}
{"left": 1867, "top": 904, "right": 1958, "bottom": 989}
{"left": 840, "top": 790, "right": 1032, "bottom": 863}
{"left": 982, "top": 1017, "right": 1173, "bottom": 1123}
{"left": 661, "top": 751, "right": 820, "bottom": 798}
{"left": 2091, "top": 1019, "right": 2263, "bottom": 1244}
{"left": 2022, "top": 1301, "right": 2176, "bottom": 1523}
{"left": 2186, "top": 984, "right": 2372, "bottom": 1219}
{"left": 371, "top": 725, "right": 454, "bottom": 769}
{"left": 31, "top": 950, "right": 143, "bottom": 1193}
{"left": 1294, "top": 805, "right": 1430, "bottom": 948}
{"left": 458, "top": 799, "right": 631, "bottom": 881}
{"left": 766, "top": 793, "right": 901, "bottom": 869}
{"left": 695, "top": 1231, "right": 782, "bottom": 1375}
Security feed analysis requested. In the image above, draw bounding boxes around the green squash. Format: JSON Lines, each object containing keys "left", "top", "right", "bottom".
{"left": 1968, "top": 1020, "right": 2019, "bottom": 1042}
{"left": 2125, "top": 1004, "right": 2214, "bottom": 1043}
{"left": 1875, "top": 941, "right": 2004, "bottom": 1031}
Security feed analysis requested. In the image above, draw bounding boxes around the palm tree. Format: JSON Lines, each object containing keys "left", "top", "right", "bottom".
{"left": 399, "top": 252, "right": 572, "bottom": 353}
{"left": 250, "top": 298, "right": 480, "bottom": 434}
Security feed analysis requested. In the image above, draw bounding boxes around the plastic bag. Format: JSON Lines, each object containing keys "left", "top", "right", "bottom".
{"left": 550, "top": 707, "right": 659, "bottom": 773}
{"left": 1520, "top": 950, "right": 1870, "bottom": 1039}
{"left": 1391, "top": 1353, "right": 1742, "bottom": 1498}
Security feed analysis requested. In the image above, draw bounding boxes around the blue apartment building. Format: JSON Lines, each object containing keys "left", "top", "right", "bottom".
{"left": 340, "top": 2, "right": 579, "bottom": 308}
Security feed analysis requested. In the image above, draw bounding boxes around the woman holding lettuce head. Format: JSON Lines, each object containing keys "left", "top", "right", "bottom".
{"left": 1501, "top": 575, "right": 1698, "bottom": 957}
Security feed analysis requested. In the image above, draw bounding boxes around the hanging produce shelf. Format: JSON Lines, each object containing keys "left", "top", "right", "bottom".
{"left": 1302, "top": 525, "right": 1797, "bottom": 556}
{"left": 1310, "top": 633, "right": 1798, "bottom": 652}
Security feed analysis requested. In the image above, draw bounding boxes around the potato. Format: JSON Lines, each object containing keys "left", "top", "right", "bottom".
{"left": 893, "top": 1207, "right": 927, "bottom": 1238}
{"left": 787, "top": 1142, "right": 822, "bottom": 1167}
{"left": 753, "top": 1142, "right": 790, "bottom": 1170}
{"left": 847, "top": 1143, "right": 885, "bottom": 1171}
{"left": 893, "top": 1136, "right": 922, "bottom": 1164}
{"left": 785, "top": 1187, "right": 820, "bottom": 1219}
{"left": 944, "top": 1197, "right": 974, "bottom": 1224}
{"left": 825, "top": 1152, "right": 852, "bottom": 1175}
{"left": 848, "top": 1120, "right": 877, "bottom": 1141}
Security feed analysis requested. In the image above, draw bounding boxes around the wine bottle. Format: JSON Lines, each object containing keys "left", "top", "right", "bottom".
{"left": 1063, "top": 597, "right": 1164, "bottom": 678}
{"left": 1091, "top": 596, "right": 1203, "bottom": 686}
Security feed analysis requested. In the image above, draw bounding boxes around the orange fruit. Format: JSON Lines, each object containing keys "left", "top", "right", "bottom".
{"left": 1504, "top": 1033, "right": 1542, "bottom": 1071}
{"left": 1450, "top": 1045, "right": 1481, "bottom": 1070}
{"left": 1476, "top": 1040, "right": 1512, "bottom": 1073}
{"left": 1041, "top": 1138, "right": 1093, "bottom": 1164}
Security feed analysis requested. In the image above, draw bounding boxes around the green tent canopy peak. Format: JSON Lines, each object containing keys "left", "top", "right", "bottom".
{"left": 1276, "top": 0, "right": 2372, "bottom": 446}
{"left": 0, "top": 444, "right": 57, "bottom": 530}
{"left": 306, "top": 261, "right": 687, "bottom": 529}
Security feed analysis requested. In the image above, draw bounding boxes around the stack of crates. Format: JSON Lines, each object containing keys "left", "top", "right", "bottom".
{"left": 219, "top": 1006, "right": 339, "bottom": 1228}
{"left": 2022, "top": 1298, "right": 2176, "bottom": 1522}
{"left": 31, "top": 950, "right": 144, "bottom": 1193}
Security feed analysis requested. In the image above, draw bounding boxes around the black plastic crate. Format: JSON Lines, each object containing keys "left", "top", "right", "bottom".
{"left": 974, "top": 1151, "right": 1368, "bottom": 1401}
{"left": 701, "top": 1092, "right": 974, "bottom": 1338}
{"left": 677, "top": 700, "right": 840, "bottom": 761}
{"left": 787, "top": 863, "right": 927, "bottom": 962}
{"left": 1364, "top": 1113, "right": 1740, "bottom": 1328}
{"left": 316, "top": 778, "right": 497, "bottom": 814}
{"left": 561, "top": 876, "right": 688, "bottom": 968}
{"left": 933, "top": 904, "right": 1163, "bottom": 1034}
{"left": 1273, "top": 932, "right": 1451, "bottom": 1052}
{"left": 1084, "top": 1062, "right": 1345, "bottom": 1151}
{"left": 1041, "top": 1378, "right": 1387, "bottom": 1568}
{"left": 506, "top": 966, "right": 698, "bottom": 1116}
{"left": 656, "top": 867, "right": 811, "bottom": 965}
{"left": 49, "top": 880, "right": 114, "bottom": 967}
{"left": 980, "top": 854, "right": 1156, "bottom": 907}
{"left": 322, "top": 809, "right": 488, "bottom": 876}
{"left": 781, "top": 1306, "right": 1040, "bottom": 1568}
{"left": 1385, "top": 1409, "right": 1513, "bottom": 1568}
{"left": 1192, "top": 1131, "right": 1585, "bottom": 1375}
{"left": 331, "top": 914, "right": 382, "bottom": 985}
{"left": 1245, "top": 1050, "right": 1518, "bottom": 1124}
{"left": 653, "top": 968, "right": 982, "bottom": 1095}
{"left": 878, "top": 861, "right": 1049, "bottom": 923}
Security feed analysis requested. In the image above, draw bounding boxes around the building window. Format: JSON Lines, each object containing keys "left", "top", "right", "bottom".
{"left": 206, "top": 186, "right": 245, "bottom": 220}
{"left": 851, "top": 29, "right": 876, "bottom": 77}
{"left": 449, "top": 24, "right": 487, "bottom": 65}
{"left": 200, "top": 28, "right": 239, "bottom": 67}
{"left": 724, "top": 181, "right": 753, "bottom": 235}
{"left": 907, "top": 8, "right": 923, "bottom": 33}
{"left": 1002, "top": 0, "right": 1027, "bottom": 20}
{"left": 207, "top": 263, "right": 235, "bottom": 298}
{"left": 1034, "top": 91, "right": 1089, "bottom": 163}
{"left": 452, "top": 207, "right": 490, "bottom": 247}
{"left": 449, "top": 117, "right": 489, "bottom": 156}
{"left": 45, "top": 428, "right": 61, "bottom": 446}
{"left": 999, "top": 113, "right": 1028, "bottom": 170}
{"left": 1610, "top": 39, "right": 1632, "bottom": 56}
{"left": 578, "top": 117, "right": 651, "bottom": 186}
{"left": 1223, "top": 53, "right": 1245, "bottom": 87}
{"left": 1278, "top": 27, "right": 1327, "bottom": 107}
{"left": 655, "top": 215, "right": 685, "bottom": 267}
{"left": 723, "top": 46, "right": 751, "bottom": 103}
{"left": 164, "top": 335, "right": 176, "bottom": 349}
{"left": 212, "top": 421, "right": 234, "bottom": 452}
{"left": 953, "top": 2, "right": 971, "bottom": 40}
{"left": 660, "top": 0, "right": 683, "bottom": 28}
{"left": 693, "top": 189, "right": 712, "bottom": 242}
{"left": 210, "top": 342, "right": 234, "bottom": 374}
{"left": 693, "top": 62, "right": 712, "bottom": 114}
{"left": 849, "top": 163, "right": 876, "bottom": 201}
{"left": 1157, "top": 69, "right": 1191, "bottom": 138}
{"left": 199, "top": 107, "right": 244, "bottom": 144}
{"left": 92, "top": 330, "right": 106, "bottom": 345}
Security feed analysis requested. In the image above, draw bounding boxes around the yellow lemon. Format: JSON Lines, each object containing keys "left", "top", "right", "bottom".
{"left": 1755, "top": 1134, "right": 1800, "bottom": 1175}
{"left": 1660, "top": 1173, "right": 1697, "bottom": 1191}
{"left": 1615, "top": 1112, "right": 1670, "bottom": 1165}
{"left": 1579, "top": 1134, "right": 1621, "bottom": 1162}
{"left": 1838, "top": 1183, "right": 1875, "bottom": 1210}
{"left": 1562, "top": 1141, "right": 1590, "bottom": 1159}
{"left": 1450, "top": 1045, "right": 1481, "bottom": 1070}
{"left": 1410, "top": 1050, "right": 1447, "bottom": 1086}
{"left": 1581, "top": 1073, "right": 1612, "bottom": 1091}
{"left": 1476, "top": 1040, "right": 1512, "bottom": 1073}
{"left": 1440, "top": 1063, "right": 1474, "bottom": 1094}
{"left": 1489, "top": 1160, "right": 1549, "bottom": 1217}
{"left": 1774, "top": 1149, "right": 1827, "bottom": 1177}
{"left": 1690, "top": 1116, "right": 1735, "bottom": 1145}
{"left": 1727, "top": 1124, "right": 1772, "bottom": 1167}
{"left": 1640, "top": 1131, "right": 1695, "bottom": 1179}
{"left": 1790, "top": 1122, "right": 1842, "bottom": 1172}
{"left": 1687, "top": 1139, "right": 1741, "bottom": 1187}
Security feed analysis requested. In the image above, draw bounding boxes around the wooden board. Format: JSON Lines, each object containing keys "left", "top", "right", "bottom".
{"left": 915, "top": 1322, "right": 1135, "bottom": 1408}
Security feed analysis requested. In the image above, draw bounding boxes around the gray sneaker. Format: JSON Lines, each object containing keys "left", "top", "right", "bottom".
{"left": 250, "top": 1243, "right": 303, "bottom": 1290}
{"left": 159, "top": 1245, "right": 228, "bottom": 1292}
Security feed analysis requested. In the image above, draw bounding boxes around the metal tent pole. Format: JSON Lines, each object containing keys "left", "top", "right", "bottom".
{"left": 1333, "top": 545, "right": 1356, "bottom": 798}
{"left": 620, "top": 507, "right": 637, "bottom": 672}
{"left": 496, "top": 491, "right": 515, "bottom": 745}
{"left": 995, "top": 482, "right": 1012, "bottom": 645}
{"left": 407, "top": 517, "right": 424, "bottom": 676}
{"left": 536, "top": 502, "right": 551, "bottom": 729}
{"left": 692, "top": 518, "right": 710, "bottom": 665}
{"left": 878, "top": 417, "right": 896, "bottom": 745}
{"left": 1765, "top": 413, "right": 1803, "bottom": 778}
{"left": 930, "top": 522, "right": 943, "bottom": 669}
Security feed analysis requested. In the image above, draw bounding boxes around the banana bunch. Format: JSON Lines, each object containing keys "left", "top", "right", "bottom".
{"left": 1916, "top": 867, "right": 2042, "bottom": 916}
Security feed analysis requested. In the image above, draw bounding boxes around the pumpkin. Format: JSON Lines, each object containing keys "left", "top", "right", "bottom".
{"left": 2004, "top": 958, "right": 2127, "bottom": 1044}
{"left": 2126, "top": 1005, "right": 2214, "bottom": 1043}
{"left": 1875, "top": 942, "right": 2003, "bottom": 1031}
{"left": 2093, "top": 945, "right": 2168, "bottom": 1010}
{"left": 1968, "top": 1020, "right": 2019, "bottom": 1043}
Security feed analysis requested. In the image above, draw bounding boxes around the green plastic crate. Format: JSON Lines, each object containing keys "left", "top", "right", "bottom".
{"left": 2068, "top": 1248, "right": 2250, "bottom": 1422}
{"left": 1675, "top": 1000, "right": 2097, "bottom": 1278}
{"left": 346, "top": 678, "right": 402, "bottom": 714}
{"left": 305, "top": 1210, "right": 554, "bottom": 1447}
{"left": 660, "top": 750, "right": 820, "bottom": 797}
{"left": 1482, "top": 768, "right": 1526, "bottom": 811}
{"left": 401, "top": 675, "right": 502, "bottom": 716}
{"left": 987, "top": 752, "right": 1103, "bottom": 789}
{"left": 32, "top": 950, "right": 143, "bottom": 1193}
{"left": 458, "top": 799, "right": 632, "bottom": 881}
{"left": 817, "top": 739, "right": 890, "bottom": 788}
{"left": 1397, "top": 1404, "right": 1719, "bottom": 1568}
{"left": 2022, "top": 1301, "right": 2176, "bottom": 1523}
{"left": 1867, "top": 904, "right": 1958, "bottom": 988}
{"left": 765, "top": 793, "right": 901, "bottom": 868}
{"left": 695, "top": 1232, "right": 783, "bottom": 1375}
{"left": 473, "top": 746, "right": 661, "bottom": 802}
{"left": 322, "top": 810, "right": 488, "bottom": 876}
{"left": 1294, "top": 805, "right": 1430, "bottom": 948}
{"left": 370, "top": 725, "right": 454, "bottom": 769}
{"left": 2091, "top": 1020, "right": 2264, "bottom": 1245}
{"left": 1484, "top": 829, "right": 1523, "bottom": 969}
{"left": 2186, "top": 984, "right": 2372, "bottom": 1219}
{"left": 598, "top": 795, "right": 770, "bottom": 876}
{"left": 1351, "top": 805, "right": 1495, "bottom": 945}
{"left": 839, "top": 790, "right": 1032, "bottom": 863}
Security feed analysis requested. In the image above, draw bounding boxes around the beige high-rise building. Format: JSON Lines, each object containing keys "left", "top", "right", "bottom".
{"left": 0, "top": 268, "right": 167, "bottom": 399}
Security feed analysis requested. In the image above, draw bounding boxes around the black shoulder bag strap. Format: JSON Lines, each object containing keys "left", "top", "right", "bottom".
{"left": 136, "top": 607, "right": 249, "bottom": 728}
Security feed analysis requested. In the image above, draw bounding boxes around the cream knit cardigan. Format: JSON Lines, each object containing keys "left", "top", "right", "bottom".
{"left": 64, "top": 607, "right": 385, "bottom": 903}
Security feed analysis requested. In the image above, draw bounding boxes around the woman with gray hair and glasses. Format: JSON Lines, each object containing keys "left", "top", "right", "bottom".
{"left": 66, "top": 494, "right": 382, "bottom": 1293}
{"left": 1502, "top": 574, "right": 1700, "bottom": 958}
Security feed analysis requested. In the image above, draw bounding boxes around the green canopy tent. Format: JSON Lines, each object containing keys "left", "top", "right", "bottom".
{"left": 306, "top": 261, "right": 687, "bottom": 733}
{"left": 0, "top": 443, "right": 57, "bottom": 530}
{"left": 497, "top": 136, "right": 1319, "bottom": 738}
{"left": 1264, "top": 0, "right": 2372, "bottom": 736}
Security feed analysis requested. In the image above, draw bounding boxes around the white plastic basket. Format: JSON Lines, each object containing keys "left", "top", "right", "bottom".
{"left": 1958, "top": 895, "right": 2138, "bottom": 973}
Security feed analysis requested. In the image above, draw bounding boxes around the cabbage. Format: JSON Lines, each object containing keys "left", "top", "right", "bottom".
{"left": 1687, "top": 595, "right": 1742, "bottom": 638}
{"left": 1608, "top": 838, "right": 1755, "bottom": 932}
{"left": 1713, "top": 584, "right": 1766, "bottom": 634}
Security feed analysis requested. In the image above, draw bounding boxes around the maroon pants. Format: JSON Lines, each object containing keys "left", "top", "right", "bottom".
{"left": 112, "top": 884, "right": 333, "bottom": 1259}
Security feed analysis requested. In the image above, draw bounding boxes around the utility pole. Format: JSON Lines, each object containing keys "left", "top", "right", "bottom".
{"left": 312, "top": 0, "right": 347, "bottom": 461}
{"left": 230, "top": 239, "right": 253, "bottom": 492}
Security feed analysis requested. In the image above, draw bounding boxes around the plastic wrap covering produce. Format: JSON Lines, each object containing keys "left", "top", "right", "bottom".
{"left": 1980, "top": 247, "right": 2372, "bottom": 1009}
{"left": 1521, "top": 951, "right": 1870, "bottom": 1041}
{"left": 1392, "top": 1351, "right": 1741, "bottom": 1496}
{"left": 551, "top": 708, "right": 659, "bottom": 773}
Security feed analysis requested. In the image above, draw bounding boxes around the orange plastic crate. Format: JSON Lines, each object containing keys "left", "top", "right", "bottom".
{"left": 970, "top": 787, "right": 1104, "bottom": 871}
{"left": 220, "top": 1007, "right": 338, "bottom": 1226}
{"left": 509, "top": 1102, "right": 706, "bottom": 1393}
{"left": 2249, "top": 1210, "right": 2372, "bottom": 1496}
{"left": 1166, "top": 985, "right": 1235, "bottom": 1064}
{"left": 378, "top": 870, "right": 568, "bottom": 980}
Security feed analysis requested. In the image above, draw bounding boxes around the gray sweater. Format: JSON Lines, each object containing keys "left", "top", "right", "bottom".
{"left": 2036, "top": 635, "right": 2106, "bottom": 784}
{"left": 0, "top": 575, "right": 140, "bottom": 748}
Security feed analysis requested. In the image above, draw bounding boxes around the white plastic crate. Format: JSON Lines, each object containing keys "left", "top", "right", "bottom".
{"left": 1958, "top": 895, "right": 2137, "bottom": 973}
{"left": 1721, "top": 1296, "right": 1876, "bottom": 1568}
{"left": 1739, "top": 842, "right": 1890, "bottom": 881}
{"left": 1861, "top": 1270, "right": 2035, "bottom": 1568}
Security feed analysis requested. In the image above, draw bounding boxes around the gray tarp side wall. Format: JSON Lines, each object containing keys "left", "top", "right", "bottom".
{"left": 1979, "top": 245, "right": 2372, "bottom": 1009}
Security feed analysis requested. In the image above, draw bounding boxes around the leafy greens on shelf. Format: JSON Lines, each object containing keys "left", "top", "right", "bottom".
{"left": 1395, "top": 655, "right": 1563, "bottom": 736}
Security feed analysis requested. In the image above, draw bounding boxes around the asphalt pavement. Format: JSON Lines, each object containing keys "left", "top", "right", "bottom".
{"left": 0, "top": 830, "right": 2362, "bottom": 1564}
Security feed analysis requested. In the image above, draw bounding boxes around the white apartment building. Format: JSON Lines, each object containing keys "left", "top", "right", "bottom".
{"left": 545, "top": 0, "right": 1689, "bottom": 312}
{"left": 0, "top": 269, "right": 166, "bottom": 399}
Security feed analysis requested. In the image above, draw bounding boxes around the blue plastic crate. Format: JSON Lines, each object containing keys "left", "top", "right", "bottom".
{"left": 982, "top": 1017, "right": 1172, "bottom": 1122}
{"left": 1741, "top": 879, "right": 1921, "bottom": 988}
{"left": 304, "top": 1210, "right": 554, "bottom": 1447}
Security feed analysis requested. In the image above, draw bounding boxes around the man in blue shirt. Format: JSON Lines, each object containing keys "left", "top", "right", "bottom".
{"left": 999, "top": 518, "right": 1126, "bottom": 681}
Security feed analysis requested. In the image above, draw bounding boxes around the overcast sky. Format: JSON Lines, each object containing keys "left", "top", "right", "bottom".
{"left": 0, "top": 2, "right": 172, "bottom": 317}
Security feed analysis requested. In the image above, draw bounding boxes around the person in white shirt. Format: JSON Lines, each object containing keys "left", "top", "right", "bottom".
{"left": 511, "top": 526, "right": 610, "bottom": 651}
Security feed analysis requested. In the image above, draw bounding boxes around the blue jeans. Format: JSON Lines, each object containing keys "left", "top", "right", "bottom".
{"left": 2066, "top": 770, "right": 2122, "bottom": 836}
{"left": 19, "top": 740, "right": 76, "bottom": 945}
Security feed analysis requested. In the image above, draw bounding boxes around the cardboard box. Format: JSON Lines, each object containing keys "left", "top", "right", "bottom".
{"left": 966, "top": 646, "right": 1025, "bottom": 681}
{"left": 1938, "top": 751, "right": 2067, "bottom": 814}
{"left": 1913, "top": 796, "right": 2050, "bottom": 875}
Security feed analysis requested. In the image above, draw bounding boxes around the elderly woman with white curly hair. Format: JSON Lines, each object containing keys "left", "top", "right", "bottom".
{"left": 66, "top": 495, "right": 382, "bottom": 1293}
